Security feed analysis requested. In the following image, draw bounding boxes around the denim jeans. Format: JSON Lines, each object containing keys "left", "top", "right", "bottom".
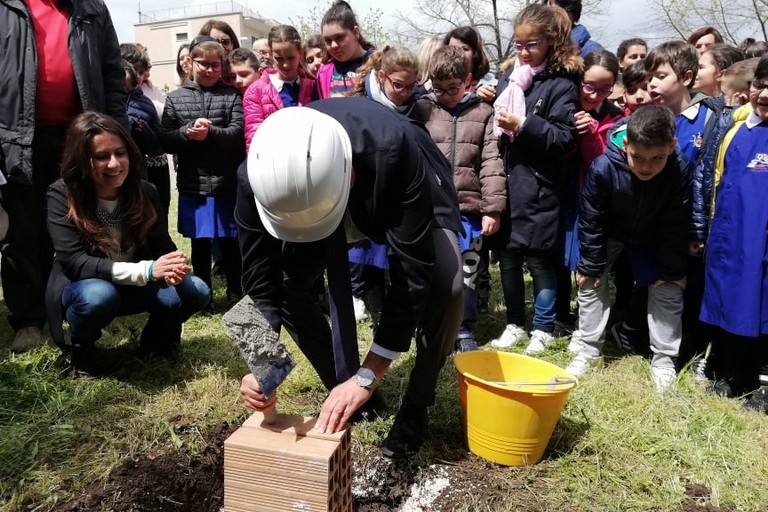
{"left": 62, "top": 275, "right": 210, "bottom": 348}
{"left": 497, "top": 249, "right": 557, "bottom": 333}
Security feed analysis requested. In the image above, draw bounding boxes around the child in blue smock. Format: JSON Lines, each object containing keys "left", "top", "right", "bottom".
{"left": 700, "top": 55, "right": 768, "bottom": 413}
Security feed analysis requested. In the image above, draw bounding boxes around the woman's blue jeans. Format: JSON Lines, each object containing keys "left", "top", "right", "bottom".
{"left": 62, "top": 275, "right": 210, "bottom": 349}
{"left": 497, "top": 249, "right": 557, "bottom": 333}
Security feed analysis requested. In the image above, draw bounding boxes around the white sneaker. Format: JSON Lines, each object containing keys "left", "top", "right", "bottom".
{"left": 565, "top": 353, "right": 598, "bottom": 377}
{"left": 353, "top": 297, "right": 369, "bottom": 322}
{"left": 651, "top": 366, "right": 677, "bottom": 392}
{"left": 523, "top": 330, "right": 555, "bottom": 355}
{"left": 490, "top": 324, "right": 527, "bottom": 348}
{"left": 567, "top": 330, "right": 584, "bottom": 353}
{"left": 10, "top": 326, "right": 45, "bottom": 353}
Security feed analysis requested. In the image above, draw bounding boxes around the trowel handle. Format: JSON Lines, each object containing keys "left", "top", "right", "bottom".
{"left": 262, "top": 405, "right": 277, "bottom": 424}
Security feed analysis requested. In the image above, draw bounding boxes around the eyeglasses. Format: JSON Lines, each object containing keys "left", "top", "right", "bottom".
{"left": 512, "top": 35, "right": 546, "bottom": 53}
{"left": 384, "top": 74, "right": 419, "bottom": 94}
{"left": 216, "top": 37, "right": 233, "bottom": 47}
{"left": 581, "top": 82, "right": 614, "bottom": 97}
{"left": 749, "top": 80, "right": 768, "bottom": 92}
{"left": 432, "top": 85, "right": 461, "bottom": 96}
{"left": 193, "top": 60, "right": 222, "bottom": 71}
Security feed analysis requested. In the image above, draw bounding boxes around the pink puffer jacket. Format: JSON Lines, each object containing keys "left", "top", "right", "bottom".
{"left": 243, "top": 68, "right": 315, "bottom": 153}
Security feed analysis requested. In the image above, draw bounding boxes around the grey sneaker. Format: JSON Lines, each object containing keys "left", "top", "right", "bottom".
{"left": 523, "top": 330, "right": 554, "bottom": 355}
{"left": 10, "top": 326, "right": 45, "bottom": 353}
{"left": 490, "top": 323, "right": 527, "bottom": 348}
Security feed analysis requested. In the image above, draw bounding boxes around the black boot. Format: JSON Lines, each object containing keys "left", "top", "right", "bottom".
{"left": 380, "top": 398, "right": 429, "bottom": 459}
{"left": 139, "top": 316, "right": 182, "bottom": 362}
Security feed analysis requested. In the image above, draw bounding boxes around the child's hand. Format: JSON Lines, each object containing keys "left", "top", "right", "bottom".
{"left": 574, "top": 111, "right": 595, "bottom": 135}
{"left": 688, "top": 241, "right": 705, "bottom": 256}
{"left": 481, "top": 213, "right": 500, "bottom": 236}
{"left": 187, "top": 118, "right": 211, "bottom": 141}
{"left": 575, "top": 272, "right": 601, "bottom": 288}
{"left": 654, "top": 278, "right": 687, "bottom": 290}
{"left": 496, "top": 111, "right": 525, "bottom": 134}
{"left": 475, "top": 84, "right": 496, "bottom": 102}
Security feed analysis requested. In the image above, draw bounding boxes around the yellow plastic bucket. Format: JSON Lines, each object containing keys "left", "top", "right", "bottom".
{"left": 454, "top": 351, "right": 577, "bottom": 466}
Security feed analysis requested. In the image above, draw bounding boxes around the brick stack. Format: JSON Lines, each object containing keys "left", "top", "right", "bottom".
{"left": 224, "top": 411, "right": 352, "bottom": 512}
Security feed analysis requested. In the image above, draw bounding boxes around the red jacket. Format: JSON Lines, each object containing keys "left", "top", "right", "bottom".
{"left": 243, "top": 68, "right": 315, "bottom": 153}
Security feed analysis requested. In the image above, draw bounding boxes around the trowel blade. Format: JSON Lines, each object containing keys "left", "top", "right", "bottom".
{"left": 222, "top": 295, "right": 296, "bottom": 398}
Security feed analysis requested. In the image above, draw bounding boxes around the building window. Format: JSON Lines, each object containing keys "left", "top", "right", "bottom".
{"left": 176, "top": 32, "right": 188, "bottom": 42}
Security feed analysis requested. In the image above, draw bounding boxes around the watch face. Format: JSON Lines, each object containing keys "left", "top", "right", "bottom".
{"left": 356, "top": 367, "right": 376, "bottom": 388}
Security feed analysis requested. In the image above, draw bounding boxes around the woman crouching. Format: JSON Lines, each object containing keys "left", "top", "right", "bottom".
{"left": 46, "top": 111, "right": 210, "bottom": 377}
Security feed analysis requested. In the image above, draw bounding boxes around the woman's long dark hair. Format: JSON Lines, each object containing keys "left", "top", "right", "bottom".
{"left": 59, "top": 111, "right": 157, "bottom": 256}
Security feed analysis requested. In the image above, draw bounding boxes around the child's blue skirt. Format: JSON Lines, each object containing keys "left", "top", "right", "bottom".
{"left": 178, "top": 192, "right": 238, "bottom": 239}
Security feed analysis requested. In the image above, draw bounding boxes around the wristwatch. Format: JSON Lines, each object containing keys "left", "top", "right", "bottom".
{"left": 355, "top": 367, "right": 378, "bottom": 390}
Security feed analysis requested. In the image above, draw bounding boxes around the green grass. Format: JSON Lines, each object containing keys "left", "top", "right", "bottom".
{"left": 2, "top": 195, "right": 768, "bottom": 511}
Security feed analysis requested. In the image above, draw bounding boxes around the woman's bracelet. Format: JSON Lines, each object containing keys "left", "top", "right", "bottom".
{"left": 148, "top": 260, "right": 155, "bottom": 281}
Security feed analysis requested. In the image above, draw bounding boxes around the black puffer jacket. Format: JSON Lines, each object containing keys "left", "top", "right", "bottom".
{"left": 160, "top": 80, "right": 245, "bottom": 196}
{"left": 0, "top": 0, "right": 127, "bottom": 185}
{"left": 577, "top": 120, "right": 693, "bottom": 281}
{"left": 490, "top": 70, "right": 579, "bottom": 253}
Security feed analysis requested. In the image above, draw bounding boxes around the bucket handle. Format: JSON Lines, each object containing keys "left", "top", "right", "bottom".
{"left": 483, "top": 376, "right": 577, "bottom": 389}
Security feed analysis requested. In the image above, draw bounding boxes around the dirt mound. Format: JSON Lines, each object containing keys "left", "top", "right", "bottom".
{"left": 55, "top": 423, "right": 235, "bottom": 512}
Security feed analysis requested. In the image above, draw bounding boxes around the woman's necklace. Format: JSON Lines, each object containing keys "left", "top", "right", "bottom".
{"left": 96, "top": 199, "right": 121, "bottom": 227}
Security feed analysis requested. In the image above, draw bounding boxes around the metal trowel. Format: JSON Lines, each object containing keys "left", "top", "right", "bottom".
{"left": 222, "top": 295, "right": 296, "bottom": 423}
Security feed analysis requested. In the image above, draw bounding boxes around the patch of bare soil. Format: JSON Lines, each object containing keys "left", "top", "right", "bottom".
{"left": 54, "top": 422, "right": 236, "bottom": 512}
{"left": 680, "top": 481, "right": 732, "bottom": 512}
{"left": 54, "top": 422, "right": 728, "bottom": 512}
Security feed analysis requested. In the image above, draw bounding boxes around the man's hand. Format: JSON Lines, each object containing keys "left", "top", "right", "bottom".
{"left": 315, "top": 376, "right": 372, "bottom": 434}
{"left": 575, "top": 272, "right": 601, "bottom": 288}
{"left": 240, "top": 373, "right": 278, "bottom": 411}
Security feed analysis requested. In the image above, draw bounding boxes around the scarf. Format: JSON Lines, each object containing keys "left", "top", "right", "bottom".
{"left": 493, "top": 59, "right": 547, "bottom": 138}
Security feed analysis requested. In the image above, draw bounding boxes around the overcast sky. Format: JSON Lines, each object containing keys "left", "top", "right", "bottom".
{"left": 106, "top": 0, "right": 673, "bottom": 54}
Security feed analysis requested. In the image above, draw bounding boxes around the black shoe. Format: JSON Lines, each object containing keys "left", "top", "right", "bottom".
{"left": 350, "top": 388, "right": 386, "bottom": 423}
{"left": 138, "top": 320, "right": 182, "bottom": 362}
{"left": 708, "top": 379, "right": 735, "bottom": 398}
{"left": 380, "top": 400, "right": 428, "bottom": 459}
{"left": 744, "top": 386, "right": 768, "bottom": 414}
{"left": 227, "top": 291, "right": 243, "bottom": 308}
{"left": 201, "top": 300, "right": 216, "bottom": 316}
{"left": 211, "top": 261, "right": 225, "bottom": 278}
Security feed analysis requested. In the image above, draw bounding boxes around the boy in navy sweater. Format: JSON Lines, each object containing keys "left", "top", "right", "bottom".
{"left": 567, "top": 105, "right": 693, "bottom": 392}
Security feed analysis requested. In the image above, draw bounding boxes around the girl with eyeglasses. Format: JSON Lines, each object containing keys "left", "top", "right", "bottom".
{"left": 160, "top": 39, "right": 245, "bottom": 313}
{"left": 489, "top": 4, "right": 581, "bottom": 354}
{"left": 558, "top": 50, "right": 624, "bottom": 339}
{"left": 348, "top": 45, "right": 419, "bottom": 113}
{"left": 343, "top": 45, "right": 421, "bottom": 330}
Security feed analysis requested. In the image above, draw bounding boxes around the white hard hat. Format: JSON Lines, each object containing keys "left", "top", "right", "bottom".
{"left": 247, "top": 107, "right": 353, "bottom": 243}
